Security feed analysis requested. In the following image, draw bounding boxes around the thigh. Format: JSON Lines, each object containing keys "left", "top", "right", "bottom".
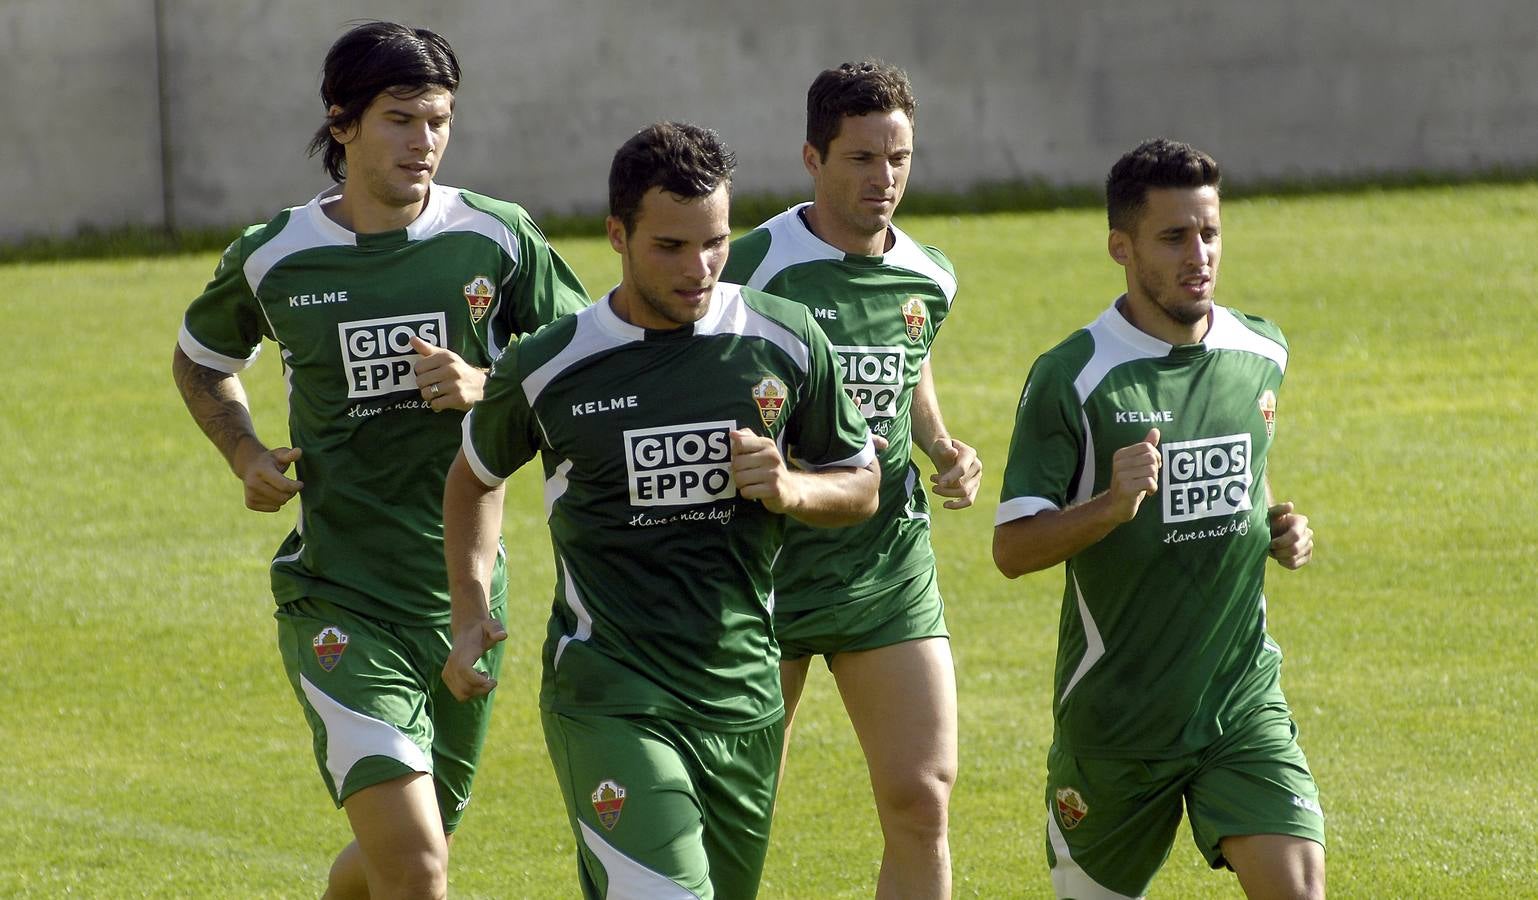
{"left": 830, "top": 636, "right": 957, "bottom": 801}
{"left": 1187, "top": 702, "right": 1325, "bottom": 870}
{"left": 275, "top": 598, "right": 434, "bottom": 806}
{"left": 1044, "top": 745, "right": 1188, "bottom": 900}
{"left": 542, "top": 711, "right": 714, "bottom": 899}
{"left": 421, "top": 601, "right": 507, "bottom": 832}
{"left": 694, "top": 721, "right": 783, "bottom": 900}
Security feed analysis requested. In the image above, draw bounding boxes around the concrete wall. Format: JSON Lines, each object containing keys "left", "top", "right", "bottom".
{"left": 7, "top": 1, "right": 1538, "bottom": 242}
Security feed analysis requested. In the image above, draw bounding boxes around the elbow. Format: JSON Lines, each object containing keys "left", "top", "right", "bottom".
{"left": 992, "top": 541, "right": 1024, "bottom": 579}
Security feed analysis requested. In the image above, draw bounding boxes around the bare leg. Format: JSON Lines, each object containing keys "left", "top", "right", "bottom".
{"left": 1222, "top": 833, "right": 1325, "bottom": 900}
{"left": 322, "top": 772, "right": 450, "bottom": 900}
{"left": 777, "top": 655, "right": 815, "bottom": 794}
{"left": 830, "top": 637, "right": 957, "bottom": 900}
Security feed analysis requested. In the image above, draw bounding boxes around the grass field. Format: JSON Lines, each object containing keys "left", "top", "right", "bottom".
{"left": 3, "top": 183, "right": 1536, "bottom": 898}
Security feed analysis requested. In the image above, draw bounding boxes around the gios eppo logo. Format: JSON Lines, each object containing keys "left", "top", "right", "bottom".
{"left": 623, "top": 421, "right": 736, "bottom": 507}
{"left": 835, "top": 345, "right": 903, "bottom": 419}
{"left": 338, "top": 312, "right": 447, "bottom": 399}
{"left": 1161, "top": 433, "right": 1253, "bottom": 523}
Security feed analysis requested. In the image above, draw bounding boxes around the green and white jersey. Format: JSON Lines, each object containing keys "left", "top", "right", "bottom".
{"left": 997, "top": 299, "right": 1289, "bottom": 759}
{"left": 463, "top": 283, "right": 874, "bottom": 731}
{"left": 179, "top": 183, "right": 589, "bottom": 624}
{"left": 723, "top": 204, "right": 956, "bottom": 606}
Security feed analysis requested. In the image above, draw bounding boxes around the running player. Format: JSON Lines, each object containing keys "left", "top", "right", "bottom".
{"left": 440, "top": 121, "right": 880, "bottom": 899}
{"left": 171, "top": 22, "right": 588, "bottom": 899}
{"left": 993, "top": 138, "right": 1324, "bottom": 900}
{"left": 721, "top": 59, "right": 978, "bottom": 898}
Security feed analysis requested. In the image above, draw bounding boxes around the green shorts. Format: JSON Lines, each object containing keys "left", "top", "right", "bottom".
{"left": 775, "top": 566, "right": 948, "bottom": 663}
{"left": 1044, "top": 701, "right": 1325, "bottom": 898}
{"left": 275, "top": 596, "right": 505, "bottom": 832}
{"left": 542, "top": 710, "right": 783, "bottom": 899}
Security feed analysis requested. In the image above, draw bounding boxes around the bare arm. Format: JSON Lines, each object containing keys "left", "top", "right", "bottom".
{"left": 172, "top": 345, "right": 302, "bottom": 512}
{"left": 992, "top": 427, "right": 1162, "bottom": 578}
{"left": 910, "top": 359, "right": 982, "bottom": 510}
{"left": 729, "top": 429, "right": 880, "bottom": 527}
{"left": 441, "top": 451, "right": 509, "bottom": 700}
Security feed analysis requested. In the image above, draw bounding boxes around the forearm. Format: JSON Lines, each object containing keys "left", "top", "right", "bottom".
{"left": 172, "top": 345, "right": 264, "bottom": 474}
{"left": 910, "top": 360, "right": 947, "bottom": 458}
{"left": 443, "top": 452, "right": 506, "bottom": 632}
{"left": 992, "top": 492, "right": 1124, "bottom": 578}
{"left": 781, "top": 463, "right": 880, "bottom": 528}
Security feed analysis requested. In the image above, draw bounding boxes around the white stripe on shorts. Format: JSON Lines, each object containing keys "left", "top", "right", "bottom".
{"left": 1047, "top": 810, "right": 1143, "bottom": 900}
{"left": 578, "top": 820, "right": 700, "bottom": 899}
{"left": 300, "top": 674, "right": 431, "bottom": 796}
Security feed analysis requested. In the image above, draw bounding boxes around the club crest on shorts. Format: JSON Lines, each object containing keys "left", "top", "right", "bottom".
{"left": 463, "top": 275, "right": 495, "bottom": 324}
{"left": 1258, "top": 389, "right": 1277, "bottom": 438}
{"left": 901, "top": 297, "right": 927, "bottom": 342}
{"left": 1055, "top": 786, "right": 1088, "bottom": 831}
{"left": 312, "top": 626, "right": 349, "bottom": 672}
{"left": 752, "top": 376, "right": 788, "bottom": 431}
{"left": 591, "top": 779, "right": 627, "bottom": 831}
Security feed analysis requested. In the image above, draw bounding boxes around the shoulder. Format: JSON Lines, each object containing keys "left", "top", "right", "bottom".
{"left": 735, "top": 284, "right": 819, "bottom": 334}
{"left": 885, "top": 225, "right": 958, "bottom": 300}
{"left": 453, "top": 188, "right": 536, "bottom": 230}
{"left": 1221, "top": 306, "right": 1286, "bottom": 347}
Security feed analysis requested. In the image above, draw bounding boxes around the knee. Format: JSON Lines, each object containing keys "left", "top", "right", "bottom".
{"left": 876, "top": 767, "right": 955, "bottom": 838}
{"left": 370, "top": 848, "right": 449, "bottom": 900}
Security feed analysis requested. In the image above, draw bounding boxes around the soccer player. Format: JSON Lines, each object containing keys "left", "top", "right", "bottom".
{"left": 993, "top": 138, "right": 1324, "bottom": 900}
{"left": 440, "top": 121, "right": 880, "bottom": 899}
{"left": 720, "top": 59, "right": 978, "bottom": 897}
{"left": 171, "top": 22, "right": 588, "bottom": 899}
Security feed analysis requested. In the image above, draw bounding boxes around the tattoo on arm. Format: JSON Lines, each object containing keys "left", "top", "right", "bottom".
{"left": 172, "top": 346, "right": 260, "bottom": 472}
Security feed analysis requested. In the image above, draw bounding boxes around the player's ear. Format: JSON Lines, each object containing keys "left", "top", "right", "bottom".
{"left": 605, "top": 216, "right": 627, "bottom": 254}
{"left": 1108, "top": 229, "right": 1131, "bottom": 266}
{"left": 328, "top": 105, "right": 356, "bottom": 145}
{"left": 802, "top": 142, "right": 822, "bottom": 179}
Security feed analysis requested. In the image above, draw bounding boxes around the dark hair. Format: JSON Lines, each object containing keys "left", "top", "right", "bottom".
{"left": 1105, "top": 138, "right": 1222, "bottom": 233}
{"left": 805, "top": 59, "right": 917, "bottom": 159}
{"left": 306, "top": 21, "right": 461, "bottom": 183}
{"left": 608, "top": 122, "right": 737, "bottom": 235}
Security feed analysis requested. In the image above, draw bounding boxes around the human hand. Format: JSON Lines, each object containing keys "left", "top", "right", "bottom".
{"left": 730, "top": 428, "right": 799, "bottom": 514}
{"left": 442, "top": 618, "right": 508, "bottom": 701}
{"left": 1108, "top": 428, "right": 1161, "bottom": 522}
{"left": 928, "top": 437, "right": 982, "bottom": 510}
{"left": 1267, "top": 501, "right": 1314, "bottom": 569}
{"left": 411, "top": 336, "right": 486, "bottom": 411}
{"left": 237, "top": 445, "right": 303, "bottom": 513}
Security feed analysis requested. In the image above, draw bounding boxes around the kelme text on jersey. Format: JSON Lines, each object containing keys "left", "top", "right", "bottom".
{"left": 623, "top": 420, "right": 737, "bottom": 507}
{"left": 835, "top": 344, "right": 902, "bottom": 419}
{"left": 339, "top": 312, "right": 447, "bottom": 399}
{"left": 1160, "top": 433, "right": 1253, "bottom": 523}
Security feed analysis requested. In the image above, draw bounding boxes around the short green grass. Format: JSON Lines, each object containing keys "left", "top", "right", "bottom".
{"left": 2, "top": 183, "right": 1534, "bottom": 897}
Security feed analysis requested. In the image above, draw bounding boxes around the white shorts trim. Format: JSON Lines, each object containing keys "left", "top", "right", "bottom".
{"left": 299, "top": 673, "right": 431, "bottom": 795}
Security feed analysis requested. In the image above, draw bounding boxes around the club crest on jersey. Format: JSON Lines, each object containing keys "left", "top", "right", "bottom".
{"left": 1161, "top": 433, "right": 1254, "bottom": 523}
{"left": 901, "top": 297, "right": 927, "bottom": 342}
{"left": 313, "top": 626, "right": 349, "bottom": 672}
{"left": 339, "top": 312, "right": 446, "bottom": 399}
{"left": 1055, "top": 786, "right": 1088, "bottom": 831}
{"left": 623, "top": 421, "right": 737, "bottom": 507}
{"left": 752, "top": 376, "right": 788, "bottom": 431}
{"left": 1258, "top": 390, "right": 1277, "bottom": 438}
{"left": 592, "top": 780, "right": 627, "bottom": 831}
{"left": 463, "top": 275, "right": 495, "bottom": 324}
{"left": 835, "top": 345, "right": 902, "bottom": 419}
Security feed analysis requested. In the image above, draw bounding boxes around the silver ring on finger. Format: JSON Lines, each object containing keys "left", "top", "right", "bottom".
{"left": 429, "top": 383, "right": 441, "bottom": 397}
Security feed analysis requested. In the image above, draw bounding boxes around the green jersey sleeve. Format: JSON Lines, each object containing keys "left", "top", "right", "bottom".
{"left": 179, "top": 224, "right": 273, "bottom": 372}
{"left": 786, "top": 305, "right": 875, "bottom": 469}
{"left": 463, "top": 342, "right": 541, "bottom": 486}
{"left": 997, "top": 347, "right": 1091, "bottom": 524}
{"left": 499, "top": 206, "right": 591, "bottom": 337}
